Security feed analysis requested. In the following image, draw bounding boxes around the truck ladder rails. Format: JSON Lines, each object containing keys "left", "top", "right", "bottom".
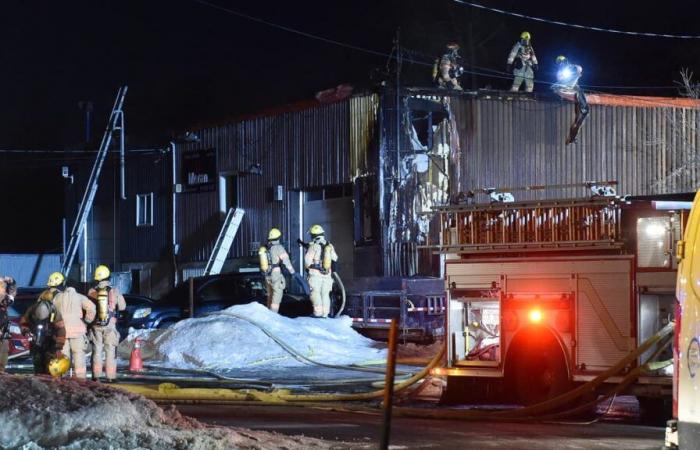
{"left": 61, "top": 86, "right": 128, "bottom": 278}
{"left": 204, "top": 207, "right": 245, "bottom": 276}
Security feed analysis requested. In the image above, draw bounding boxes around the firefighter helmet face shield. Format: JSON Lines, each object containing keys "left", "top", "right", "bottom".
{"left": 268, "top": 228, "right": 282, "bottom": 241}
{"left": 47, "top": 272, "right": 65, "bottom": 287}
{"left": 94, "top": 265, "right": 110, "bottom": 281}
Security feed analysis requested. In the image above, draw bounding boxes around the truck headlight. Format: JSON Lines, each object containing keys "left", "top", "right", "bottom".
{"left": 8, "top": 323, "right": 20, "bottom": 335}
{"left": 132, "top": 308, "right": 152, "bottom": 319}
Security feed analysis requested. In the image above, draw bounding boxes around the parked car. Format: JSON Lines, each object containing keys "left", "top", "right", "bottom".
{"left": 118, "top": 270, "right": 313, "bottom": 335}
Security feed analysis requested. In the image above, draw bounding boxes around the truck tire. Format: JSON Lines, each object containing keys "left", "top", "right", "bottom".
{"left": 507, "top": 327, "right": 571, "bottom": 406}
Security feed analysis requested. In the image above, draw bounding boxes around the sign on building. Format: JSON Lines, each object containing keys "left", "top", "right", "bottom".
{"left": 181, "top": 148, "right": 216, "bottom": 192}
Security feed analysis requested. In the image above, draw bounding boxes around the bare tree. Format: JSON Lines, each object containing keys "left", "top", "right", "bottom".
{"left": 650, "top": 69, "right": 700, "bottom": 192}
{"left": 676, "top": 69, "right": 700, "bottom": 99}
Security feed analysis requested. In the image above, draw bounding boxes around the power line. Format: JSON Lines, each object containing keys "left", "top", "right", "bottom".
{"left": 192, "top": 0, "right": 680, "bottom": 92}
{"left": 452, "top": 0, "right": 700, "bottom": 39}
{"left": 191, "top": 0, "right": 389, "bottom": 58}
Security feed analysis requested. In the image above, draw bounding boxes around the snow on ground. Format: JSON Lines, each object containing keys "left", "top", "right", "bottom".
{"left": 0, "top": 374, "right": 332, "bottom": 449}
{"left": 123, "top": 303, "right": 386, "bottom": 371}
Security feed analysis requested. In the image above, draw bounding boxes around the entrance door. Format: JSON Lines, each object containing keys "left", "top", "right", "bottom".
{"left": 302, "top": 187, "right": 354, "bottom": 278}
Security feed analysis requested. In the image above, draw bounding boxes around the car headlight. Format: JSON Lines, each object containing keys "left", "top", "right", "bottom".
{"left": 8, "top": 323, "right": 20, "bottom": 335}
{"left": 132, "top": 308, "right": 152, "bottom": 319}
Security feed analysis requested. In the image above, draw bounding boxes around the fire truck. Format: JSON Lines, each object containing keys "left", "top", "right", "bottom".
{"left": 427, "top": 191, "right": 688, "bottom": 416}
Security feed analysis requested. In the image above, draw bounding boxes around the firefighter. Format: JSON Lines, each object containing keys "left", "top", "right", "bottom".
{"left": 507, "top": 31, "right": 538, "bottom": 92}
{"left": 0, "top": 276, "right": 16, "bottom": 373}
{"left": 20, "top": 287, "right": 66, "bottom": 375}
{"left": 304, "top": 225, "right": 338, "bottom": 318}
{"left": 551, "top": 55, "right": 589, "bottom": 144}
{"left": 259, "top": 228, "right": 296, "bottom": 313}
{"left": 87, "top": 265, "right": 126, "bottom": 382}
{"left": 51, "top": 272, "right": 95, "bottom": 379}
{"left": 433, "top": 43, "right": 463, "bottom": 90}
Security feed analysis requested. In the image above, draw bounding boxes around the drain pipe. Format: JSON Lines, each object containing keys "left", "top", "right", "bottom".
{"left": 171, "top": 141, "right": 179, "bottom": 286}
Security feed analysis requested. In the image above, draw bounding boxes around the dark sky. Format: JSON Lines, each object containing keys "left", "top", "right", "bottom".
{"left": 2, "top": 0, "right": 699, "bottom": 252}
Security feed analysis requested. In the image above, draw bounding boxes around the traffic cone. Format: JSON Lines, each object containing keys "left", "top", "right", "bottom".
{"left": 129, "top": 339, "right": 144, "bottom": 372}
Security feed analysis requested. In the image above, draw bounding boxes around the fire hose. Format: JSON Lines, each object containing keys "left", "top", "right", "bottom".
{"left": 114, "top": 322, "right": 673, "bottom": 419}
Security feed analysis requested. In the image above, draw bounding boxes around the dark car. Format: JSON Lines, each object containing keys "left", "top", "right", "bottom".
{"left": 118, "top": 269, "right": 313, "bottom": 334}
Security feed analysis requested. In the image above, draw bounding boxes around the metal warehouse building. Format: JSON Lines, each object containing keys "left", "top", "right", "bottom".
{"left": 66, "top": 88, "right": 700, "bottom": 298}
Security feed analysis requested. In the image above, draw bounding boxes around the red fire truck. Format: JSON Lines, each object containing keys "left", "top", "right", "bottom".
{"left": 428, "top": 193, "right": 687, "bottom": 418}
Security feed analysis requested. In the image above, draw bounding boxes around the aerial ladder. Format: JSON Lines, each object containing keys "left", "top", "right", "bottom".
{"left": 61, "top": 86, "right": 128, "bottom": 279}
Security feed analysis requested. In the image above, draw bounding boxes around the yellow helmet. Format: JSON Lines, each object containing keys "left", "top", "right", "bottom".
{"left": 268, "top": 228, "right": 282, "bottom": 241}
{"left": 556, "top": 55, "right": 567, "bottom": 65}
{"left": 47, "top": 272, "right": 65, "bottom": 287}
{"left": 94, "top": 265, "right": 111, "bottom": 281}
{"left": 520, "top": 31, "right": 531, "bottom": 41}
{"left": 48, "top": 354, "right": 71, "bottom": 378}
{"left": 308, "top": 224, "right": 325, "bottom": 237}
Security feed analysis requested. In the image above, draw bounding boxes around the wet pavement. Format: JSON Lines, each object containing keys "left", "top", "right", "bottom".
{"left": 179, "top": 403, "right": 665, "bottom": 449}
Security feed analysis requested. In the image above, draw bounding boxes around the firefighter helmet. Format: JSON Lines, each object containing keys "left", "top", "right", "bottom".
{"left": 47, "top": 272, "right": 65, "bottom": 288}
{"left": 446, "top": 42, "right": 460, "bottom": 50}
{"left": 520, "top": 31, "right": 531, "bottom": 41}
{"left": 48, "top": 354, "right": 71, "bottom": 378}
{"left": 94, "top": 265, "right": 111, "bottom": 281}
{"left": 308, "top": 224, "right": 325, "bottom": 237}
{"left": 556, "top": 55, "right": 567, "bottom": 65}
{"left": 268, "top": 228, "right": 282, "bottom": 241}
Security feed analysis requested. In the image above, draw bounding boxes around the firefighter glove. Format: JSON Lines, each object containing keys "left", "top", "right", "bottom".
{"left": 533, "top": 64, "right": 538, "bottom": 72}
{"left": 507, "top": 63, "right": 513, "bottom": 73}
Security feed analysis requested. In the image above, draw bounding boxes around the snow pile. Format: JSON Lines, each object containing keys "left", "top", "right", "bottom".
{"left": 0, "top": 374, "right": 331, "bottom": 449}
{"left": 135, "top": 303, "right": 386, "bottom": 370}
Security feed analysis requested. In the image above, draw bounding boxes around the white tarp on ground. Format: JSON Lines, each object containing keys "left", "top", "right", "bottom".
{"left": 0, "top": 374, "right": 330, "bottom": 449}
{"left": 125, "top": 303, "right": 386, "bottom": 370}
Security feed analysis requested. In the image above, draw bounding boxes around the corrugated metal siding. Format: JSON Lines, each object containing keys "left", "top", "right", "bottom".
{"left": 120, "top": 153, "right": 171, "bottom": 263}
{"left": 178, "top": 94, "right": 378, "bottom": 263}
{"left": 451, "top": 96, "right": 700, "bottom": 200}
{"left": 0, "top": 253, "right": 62, "bottom": 287}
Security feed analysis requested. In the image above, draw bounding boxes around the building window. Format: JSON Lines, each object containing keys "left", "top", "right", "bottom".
{"left": 637, "top": 217, "right": 672, "bottom": 268}
{"left": 136, "top": 193, "right": 154, "bottom": 227}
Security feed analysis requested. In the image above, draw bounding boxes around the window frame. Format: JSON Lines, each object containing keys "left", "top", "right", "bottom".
{"left": 136, "top": 192, "right": 154, "bottom": 227}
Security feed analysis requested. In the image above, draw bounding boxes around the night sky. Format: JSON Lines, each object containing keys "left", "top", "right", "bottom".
{"left": 2, "top": 0, "right": 699, "bottom": 252}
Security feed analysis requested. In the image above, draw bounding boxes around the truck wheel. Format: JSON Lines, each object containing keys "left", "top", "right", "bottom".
{"left": 509, "top": 329, "right": 571, "bottom": 406}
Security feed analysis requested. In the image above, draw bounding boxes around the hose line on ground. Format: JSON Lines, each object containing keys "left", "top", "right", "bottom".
{"left": 332, "top": 272, "right": 346, "bottom": 318}
{"left": 114, "top": 344, "right": 446, "bottom": 403}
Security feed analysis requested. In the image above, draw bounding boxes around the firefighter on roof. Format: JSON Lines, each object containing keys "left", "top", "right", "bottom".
{"left": 87, "top": 265, "right": 126, "bottom": 382}
{"left": 20, "top": 284, "right": 66, "bottom": 375}
{"left": 507, "top": 31, "right": 538, "bottom": 92}
{"left": 259, "top": 228, "right": 296, "bottom": 313}
{"left": 51, "top": 272, "right": 95, "bottom": 379}
{"left": 551, "top": 55, "right": 589, "bottom": 144}
{"left": 304, "top": 225, "right": 338, "bottom": 318}
{"left": 433, "top": 43, "right": 464, "bottom": 90}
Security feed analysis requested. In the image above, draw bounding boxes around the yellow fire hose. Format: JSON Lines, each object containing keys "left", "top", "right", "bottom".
{"left": 114, "top": 343, "right": 445, "bottom": 402}
{"left": 113, "top": 322, "right": 673, "bottom": 421}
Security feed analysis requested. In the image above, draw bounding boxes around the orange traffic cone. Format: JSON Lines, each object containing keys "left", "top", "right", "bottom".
{"left": 129, "top": 339, "right": 144, "bottom": 372}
